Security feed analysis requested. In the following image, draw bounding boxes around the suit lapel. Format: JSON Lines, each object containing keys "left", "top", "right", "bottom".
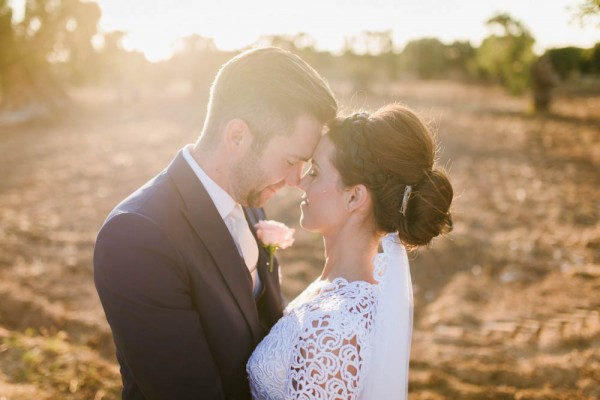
{"left": 166, "top": 150, "right": 263, "bottom": 342}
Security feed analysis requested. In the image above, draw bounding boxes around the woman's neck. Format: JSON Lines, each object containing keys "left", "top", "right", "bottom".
{"left": 320, "top": 222, "right": 379, "bottom": 284}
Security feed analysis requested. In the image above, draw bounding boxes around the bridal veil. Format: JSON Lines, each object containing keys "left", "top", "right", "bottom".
{"left": 360, "top": 233, "right": 414, "bottom": 399}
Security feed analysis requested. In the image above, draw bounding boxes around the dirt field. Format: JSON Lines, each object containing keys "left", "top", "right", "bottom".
{"left": 1, "top": 80, "right": 599, "bottom": 399}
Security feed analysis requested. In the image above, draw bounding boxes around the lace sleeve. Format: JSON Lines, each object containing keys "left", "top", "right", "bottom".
{"left": 285, "top": 285, "right": 376, "bottom": 399}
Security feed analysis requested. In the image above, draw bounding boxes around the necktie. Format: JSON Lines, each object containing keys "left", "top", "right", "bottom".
{"left": 227, "top": 205, "right": 259, "bottom": 287}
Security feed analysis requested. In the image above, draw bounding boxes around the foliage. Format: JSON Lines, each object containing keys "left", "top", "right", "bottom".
{"left": 545, "top": 43, "right": 600, "bottom": 78}
{"left": 0, "top": 0, "right": 101, "bottom": 115}
{"left": 343, "top": 31, "right": 397, "bottom": 84}
{"left": 19, "top": 0, "right": 101, "bottom": 75}
{"left": 93, "top": 31, "right": 152, "bottom": 88}
{"left": 400, "top": 38, "right": 447, "bottom": 79}
{"left": 0, "top": 1, "right": 16, "bottom": 91}
{"left": 167, "top": 34, "right": 232, "bottom": 94}
{"left": 343, "top": 30, "right": 394, "bottom": 55}
{"left": 474, "top": 13, "right": 536, "bottom": 95}
{"left": 546, "top": 47, "right": 586, "bottom": 79}
{"left": 584, "top": 42, "right": 600, "bottom": 74}
{"left": 571, "top": 0, "right": 600, "bottom": 27}
{"left": 444, "top": 40, "right": 476, "bottom": 79}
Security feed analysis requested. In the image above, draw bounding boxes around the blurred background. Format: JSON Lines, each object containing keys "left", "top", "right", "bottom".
{"left": 0, "top": 0, "right": 599, "bottom": 399}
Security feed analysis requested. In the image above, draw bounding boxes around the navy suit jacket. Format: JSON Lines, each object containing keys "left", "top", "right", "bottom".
{"left": 93, "top": 150, "right": 283, "bottom": 399}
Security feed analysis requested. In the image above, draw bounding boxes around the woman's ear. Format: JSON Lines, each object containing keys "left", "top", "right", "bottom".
{"left": 346, "top": 184, "right": 370, "bottom": 212}
{"left": 224, "top": 118, "right": 252, "bottom": 154}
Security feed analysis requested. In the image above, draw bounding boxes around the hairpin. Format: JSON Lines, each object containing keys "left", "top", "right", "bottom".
{"left": 400, "top": 185, "right": 412, "bottom": 216}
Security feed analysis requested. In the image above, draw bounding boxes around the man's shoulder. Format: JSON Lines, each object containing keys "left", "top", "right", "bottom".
{"left": 109, "top": 170, "right": 179, "bottom": 221}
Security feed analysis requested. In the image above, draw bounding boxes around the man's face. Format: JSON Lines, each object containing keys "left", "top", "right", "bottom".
{"left": 230, "top": 114, "right": 323, "bottom": 208}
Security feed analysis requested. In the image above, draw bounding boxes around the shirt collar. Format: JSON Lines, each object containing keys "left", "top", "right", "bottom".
{"left": 182, "top": 144, "right": 236, "bottom": 219}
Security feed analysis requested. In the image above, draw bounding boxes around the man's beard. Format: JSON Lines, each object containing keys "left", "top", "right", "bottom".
{"left": 230, "top": 148, "right": 266, "bottom": 208}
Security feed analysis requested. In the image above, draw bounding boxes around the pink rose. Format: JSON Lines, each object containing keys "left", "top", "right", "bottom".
{"left": 254, "top": 220, "right": 295, "bottom": 272}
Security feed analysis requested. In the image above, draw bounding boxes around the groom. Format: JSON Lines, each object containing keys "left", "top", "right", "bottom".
{"left": 93, "top": 47, "right": 337, "bottom": 399}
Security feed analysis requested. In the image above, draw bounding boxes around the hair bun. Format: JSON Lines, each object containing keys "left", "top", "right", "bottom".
{"left": 397, "top": 168, "right": 453, "bottom": 247}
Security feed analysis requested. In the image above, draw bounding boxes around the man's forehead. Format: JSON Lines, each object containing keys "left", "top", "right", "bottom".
{"left": 287, "top": 121, "right": 323, "bottom": 156}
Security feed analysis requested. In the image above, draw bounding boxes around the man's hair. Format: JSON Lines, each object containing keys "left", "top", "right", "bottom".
{"left": 200, "top": 47, "right": 338, "bottom": 151}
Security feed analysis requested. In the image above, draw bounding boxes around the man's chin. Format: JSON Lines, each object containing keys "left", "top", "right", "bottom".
{"left": 247, "top": 187, "right": 277, "bottom": 208}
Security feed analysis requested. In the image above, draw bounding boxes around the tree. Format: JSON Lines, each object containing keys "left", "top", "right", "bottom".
{"left": 343, "top": 30, "right": 394, "bottom": 56}
{"left": 0, "top": 0, "right": 101, "bottom": 120}
{"left": 0, "top": 1, "right": 16, "bottom": 102}
{"left": 571, "top": 0, "right": 600, "bottom": 27}
{"left": 400, "top": 38, "right": 447, "bottom": 79}
{"left": 530, "top": 54, "right": 559, "bottom": 113}
{"left": 444, "top": 41, "right": 476, "bottom": 80}
{"left": 546, "top": 47, "right": 586, "bottom": 79}
{"left": 587, "top": 42, "right": 600, "bottom": 74}
{"left": 61, "top": 0, "right": 102, "bottom": 84}
{"left": 169, "top": 34, "right": 224, "bottom": 94}
{"left": 474, "top": 13, "right": 536, "bottom": 95}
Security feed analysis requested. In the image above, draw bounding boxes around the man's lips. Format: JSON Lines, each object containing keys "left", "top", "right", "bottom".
{"left": 261, "top": 185, "right": 278, "bottom": 197}
{"left": 266, "top": 182, "right": 285, "bottom": 193}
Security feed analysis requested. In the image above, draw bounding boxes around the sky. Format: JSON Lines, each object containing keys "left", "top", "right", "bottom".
{"left": 9, "top": 0, "right": 600, "bottom": 62}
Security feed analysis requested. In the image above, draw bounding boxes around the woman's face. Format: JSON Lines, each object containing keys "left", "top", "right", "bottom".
{"left": 298, "top": 136, "right": 349, "bottom": 233}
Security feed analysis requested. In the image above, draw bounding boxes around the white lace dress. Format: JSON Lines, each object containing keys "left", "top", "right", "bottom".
{"left": 247, "top": 276, "right": 377, "bottom": 400}
{"left": 247, "top": 241, "right": 413, "bottom": 400}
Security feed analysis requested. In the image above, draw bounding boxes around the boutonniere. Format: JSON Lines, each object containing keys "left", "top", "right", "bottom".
{"left": 254, "top": 220, "right": 295, "bottom": 272}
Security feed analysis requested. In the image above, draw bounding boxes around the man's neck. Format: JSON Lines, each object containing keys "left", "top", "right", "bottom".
{"left": 190, "top": 143, "right": 232, "bottom": 197}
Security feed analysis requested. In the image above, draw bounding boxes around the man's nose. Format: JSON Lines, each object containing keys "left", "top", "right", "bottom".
{"left": 296, "top": 173, "right": 310, "bottom": 191}
{"left": 285, "top": 163, "right": 303, "bottom": 187}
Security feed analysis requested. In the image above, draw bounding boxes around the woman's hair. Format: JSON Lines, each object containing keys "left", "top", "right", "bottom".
{"left": 327, "top": 104, "right": 453, "bottom": 247}
{"left": 201, "top": 47, "right": 337, "bottom": 153}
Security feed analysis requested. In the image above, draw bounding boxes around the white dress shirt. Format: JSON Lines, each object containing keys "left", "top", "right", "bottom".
{"left": 182, "top": 145, "right": 261, "bottom": 296}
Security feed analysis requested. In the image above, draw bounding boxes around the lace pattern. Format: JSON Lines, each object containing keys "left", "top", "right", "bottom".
{"left": 248, "top": 261, "right": 385, "bottom": 399}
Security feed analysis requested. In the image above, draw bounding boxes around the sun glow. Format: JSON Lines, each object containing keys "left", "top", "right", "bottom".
{"left": 99, "top": 0, "right": 598, "bottom": 62}
{"left": 10, "top": 0, "right": 598, "bottom": 62}
{"left": 95, "top": 0, "right": 295, "bottom": 61}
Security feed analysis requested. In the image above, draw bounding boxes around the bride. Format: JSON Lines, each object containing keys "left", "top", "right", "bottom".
{"left": 247, "top": 104, "right": 453, "bottom": 399}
